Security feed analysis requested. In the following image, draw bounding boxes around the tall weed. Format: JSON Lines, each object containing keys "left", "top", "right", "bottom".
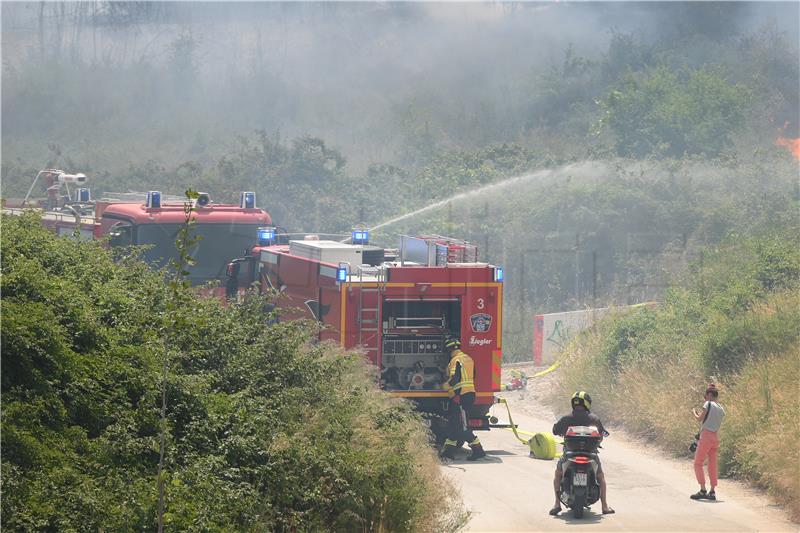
{"left": 721, "top": 350, "right": 800, "bottom": 519}
{"left": 549, "top": 237, "right": 800, "bottom": 520}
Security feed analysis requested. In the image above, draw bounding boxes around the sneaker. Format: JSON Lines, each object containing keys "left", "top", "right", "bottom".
{"left": 707, "top": 491, "right": 716, "bottom": 501}
{"left": 690, "top": 490, "right": 707, "bottom": 500}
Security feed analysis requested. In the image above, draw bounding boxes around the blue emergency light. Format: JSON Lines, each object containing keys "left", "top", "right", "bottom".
{"left": 337, "top": 267, "right": 348, "bottom": 282}
{"left": 240, "top": 191, "right": 256, "bottom": 209}
{"left": 146, "top": 191, "right": 162, "bottom": 208}
{"left": 351, "top": 230, "right": 369, "bottom": 245}
{"left": 494, "top": 266, "right": 504, "bottom": 283}
{"left": 76, "top": 188, "right": 91, "bottom": 202}
{"left": 257, "top": 226, "right": 276, "bottom": 246}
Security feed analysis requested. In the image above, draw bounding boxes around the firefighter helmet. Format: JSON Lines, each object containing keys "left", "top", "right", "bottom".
{"left": 444, "top": 336, "right": 461, "bottom": 351}
{"left": 571, "top": 391, "right": 592, "bottom": 410}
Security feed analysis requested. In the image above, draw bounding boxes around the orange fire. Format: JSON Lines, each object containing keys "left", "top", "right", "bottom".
{"left": 776, "top": 137, "right": 800, "bottom": 160}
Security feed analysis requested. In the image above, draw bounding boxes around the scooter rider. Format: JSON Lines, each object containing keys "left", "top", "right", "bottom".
{"left": 550, "top": 391, "right": 615, "bottom": 516}
{"left": 440, "top": 336, "right": 486, "bottom": 461}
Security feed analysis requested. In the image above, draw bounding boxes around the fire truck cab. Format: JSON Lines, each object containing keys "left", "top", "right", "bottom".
{"left": 97, "top": 192, "right": 270, "bottom": 287}
{"left": 230, "top": 232, "right": 504, "bottom": 437}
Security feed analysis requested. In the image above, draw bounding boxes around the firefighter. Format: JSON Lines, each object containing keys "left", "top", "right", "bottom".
{"left": 440, "top": 337, "right": 487, "bottom": 461}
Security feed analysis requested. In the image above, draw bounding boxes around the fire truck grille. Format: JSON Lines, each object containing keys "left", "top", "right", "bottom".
{"left": 383, "top": 336, "right": 445, "bottom": 355}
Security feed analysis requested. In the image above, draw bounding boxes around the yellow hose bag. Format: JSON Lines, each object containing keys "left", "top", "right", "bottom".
{"left": 529, "top": 432, "right": 559, "bottom": 460}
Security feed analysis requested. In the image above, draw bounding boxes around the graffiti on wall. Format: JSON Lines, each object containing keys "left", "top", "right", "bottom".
{"left": 545, "top": 319, "right": 570, "bottom": 349}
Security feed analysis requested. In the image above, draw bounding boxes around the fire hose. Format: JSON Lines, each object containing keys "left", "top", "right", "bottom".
{"left": 494, "top": 398, "right": 561, "bottom": 460}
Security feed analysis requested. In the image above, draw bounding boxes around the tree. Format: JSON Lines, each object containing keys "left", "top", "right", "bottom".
{"left": 599, "top": 66, "right": 751, "bottom": 157}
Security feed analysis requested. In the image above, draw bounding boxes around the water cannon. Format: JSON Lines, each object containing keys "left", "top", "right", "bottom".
{"left": 56, "top": 172, "right": 87, "bottom": 184}
{"left": 22, "top": 169, "right": 90, "bottom": 208}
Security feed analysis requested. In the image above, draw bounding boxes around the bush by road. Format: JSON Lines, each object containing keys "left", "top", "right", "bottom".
{"left": 1, "top": 212, "right": 465, "bottom": 532}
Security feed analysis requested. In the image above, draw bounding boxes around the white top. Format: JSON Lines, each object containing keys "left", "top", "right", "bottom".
{"left": 701, "top": 401, "right": 725, "bottom": 433}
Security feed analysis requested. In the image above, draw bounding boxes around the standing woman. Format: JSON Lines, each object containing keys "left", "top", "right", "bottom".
{"left": 690, "top": 383, "right": 725, "bottom": 500}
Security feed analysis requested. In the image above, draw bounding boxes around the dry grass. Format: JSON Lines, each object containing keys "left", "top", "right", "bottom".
{"left": 548, "top": 295, "right": 800, "bottom": 520}
{"left": 722, "top": 351, "right": 800, "bottom": 520}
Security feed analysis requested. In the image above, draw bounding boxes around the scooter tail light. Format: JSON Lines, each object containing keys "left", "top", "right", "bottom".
{"left": 571, "top": 456, "right": 590, "bottom": 464}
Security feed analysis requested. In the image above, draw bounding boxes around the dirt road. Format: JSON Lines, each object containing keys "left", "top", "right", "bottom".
{"left": 442, "top": 377, "right": 795, "bottom": 532}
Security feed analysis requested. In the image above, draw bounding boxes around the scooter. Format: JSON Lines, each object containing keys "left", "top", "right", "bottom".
{"left": 557, "top": 425, "right": 608, "bottom": 518}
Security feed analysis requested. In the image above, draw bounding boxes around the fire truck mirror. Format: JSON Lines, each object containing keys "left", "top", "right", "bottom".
{"left": 225, "top": 260, "right": 245, "bottom": 298}
{"left": 226, "top": 261, "right": 241, "bottom": 278}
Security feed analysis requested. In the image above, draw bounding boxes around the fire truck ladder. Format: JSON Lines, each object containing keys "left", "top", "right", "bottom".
{"left": 357, "top": 266, "right": 384, "bottom": 359}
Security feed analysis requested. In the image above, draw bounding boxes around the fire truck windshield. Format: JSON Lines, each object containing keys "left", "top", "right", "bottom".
{"left": 136, "top": 223, "right": 259, "bottom": 284}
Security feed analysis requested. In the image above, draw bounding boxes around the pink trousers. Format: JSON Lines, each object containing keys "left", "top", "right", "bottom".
{"left": 694, "top": 429, "right": 719, "bottom": 487}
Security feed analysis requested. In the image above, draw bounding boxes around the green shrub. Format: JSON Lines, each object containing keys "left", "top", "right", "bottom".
{"left": 598, "top": 307, "right": 658, "bottom": 373}
{"left": 599, "top": 66, "right": 752, "bottom": 157}
{"left": 701, "top": 294, "right": 800, "bottom": 373}
{"left": 1, "top": 213, "right": 464, "bottom": 531}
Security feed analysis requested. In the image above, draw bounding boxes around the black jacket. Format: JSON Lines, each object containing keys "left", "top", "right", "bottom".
{"left": 552, "top": 409, "right": 606, "bottom": 436}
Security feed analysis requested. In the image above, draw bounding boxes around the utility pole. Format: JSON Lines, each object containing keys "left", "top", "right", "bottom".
{"left": 592, "top": 250, "right": 597, "bottom": 306}
{"left": 574, "top": 233, "right": 580, "bottom": 305}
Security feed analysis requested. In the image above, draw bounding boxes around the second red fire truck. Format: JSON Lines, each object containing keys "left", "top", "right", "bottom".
{"left": 4, "top": 169, "right": 271, "bottom": 292}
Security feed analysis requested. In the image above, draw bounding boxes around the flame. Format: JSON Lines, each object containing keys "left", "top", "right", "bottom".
{"left": 776, "top": 137, "right": 800, "bottom": 160}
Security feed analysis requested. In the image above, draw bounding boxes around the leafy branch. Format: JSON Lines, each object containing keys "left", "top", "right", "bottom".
{"left": 156, "top": 188, "right": 201, "bottom": 533}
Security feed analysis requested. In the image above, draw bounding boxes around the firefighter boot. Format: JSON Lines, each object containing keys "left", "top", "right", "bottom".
{"left": 440, "top": 440, "right": 458, "bottom": 460}
{"left": 467, "top": 441, "right": 486, "bottom": 461}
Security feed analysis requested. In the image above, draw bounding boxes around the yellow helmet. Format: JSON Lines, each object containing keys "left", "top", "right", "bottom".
{"left": 444, "top": 336, "right": 461, "bottom": 350}
{"left": 571, "top": 391, "right": 592, "bottom": 410}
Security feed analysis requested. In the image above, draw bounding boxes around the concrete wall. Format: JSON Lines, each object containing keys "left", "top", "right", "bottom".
{"left": 532, "top": 303, "right": 655, "bottom": 364}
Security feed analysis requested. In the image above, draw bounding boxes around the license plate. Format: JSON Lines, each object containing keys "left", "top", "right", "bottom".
{"left": 573, "top": 472, "right": 587, "bottom": 486}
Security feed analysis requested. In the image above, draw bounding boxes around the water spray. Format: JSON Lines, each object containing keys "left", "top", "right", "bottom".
{"left": 347, "top": 162, "right": 587, "bottom": 243}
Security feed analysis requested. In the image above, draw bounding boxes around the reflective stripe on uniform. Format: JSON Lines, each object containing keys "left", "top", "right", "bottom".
{"left": 448, "top": 349, "right": 476, "bottom": 394}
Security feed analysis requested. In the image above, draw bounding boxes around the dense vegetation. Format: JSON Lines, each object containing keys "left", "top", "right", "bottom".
{"left": 1, "top": 213, "right": 464, "bottom": 531}
{"left": 550, "top": 229, "right": 800, "bottom": 518}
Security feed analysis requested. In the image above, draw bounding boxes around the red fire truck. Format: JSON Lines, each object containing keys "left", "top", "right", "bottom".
{"left": 4, "top": 169, "right": 271, "bottom": 290}
{"left": 227, "top": 231, "right": 506, "bottom": 439}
